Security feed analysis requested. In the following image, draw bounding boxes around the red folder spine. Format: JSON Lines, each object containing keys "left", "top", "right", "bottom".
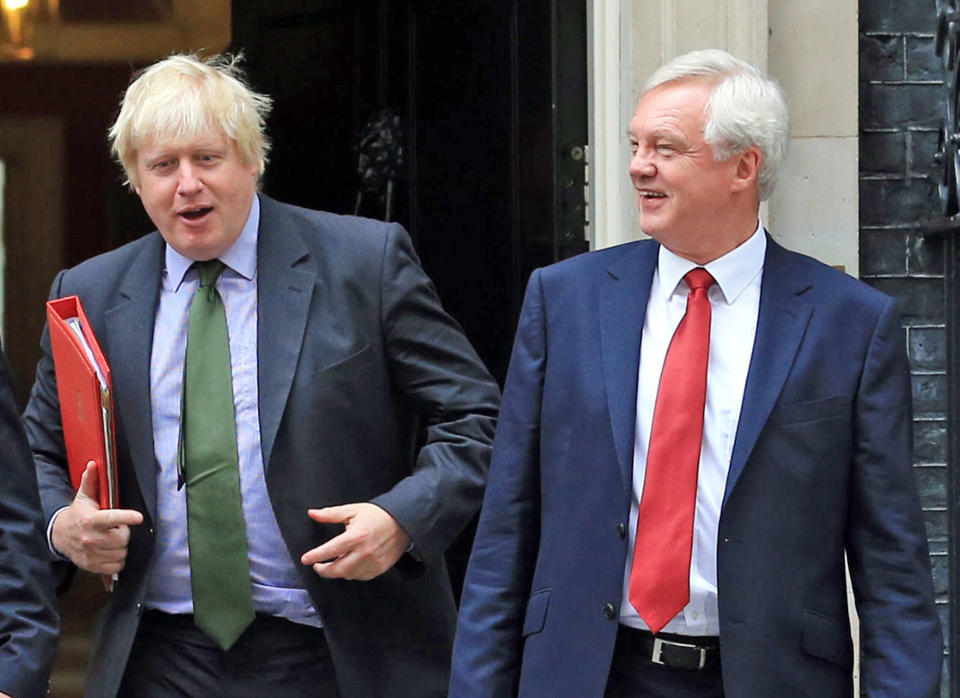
{"left": 46, "top": 296, "right": 118, "bottom": 510}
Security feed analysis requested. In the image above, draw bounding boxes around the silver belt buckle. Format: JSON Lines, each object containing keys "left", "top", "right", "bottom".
{"left": 651, "top": 637, "right": 708, "bottom": 670}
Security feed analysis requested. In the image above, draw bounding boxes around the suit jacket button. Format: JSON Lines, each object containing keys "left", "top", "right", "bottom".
{"left": 617, "top": 522, "right": 626, "bottom": 539}
{"left": 602, "top": 602, "right": 617, "bottom": 619}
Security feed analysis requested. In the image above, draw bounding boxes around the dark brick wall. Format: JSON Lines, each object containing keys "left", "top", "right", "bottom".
{"left": 859, "top": 0, "right": 949, "bottom": 691}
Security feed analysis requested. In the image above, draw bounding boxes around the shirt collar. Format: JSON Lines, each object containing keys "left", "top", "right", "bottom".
{"left": 164, "top": 194, "right": 260, "bottom": 291}
{"left": 657, "top": 220, "right": 766, "bottom": 304}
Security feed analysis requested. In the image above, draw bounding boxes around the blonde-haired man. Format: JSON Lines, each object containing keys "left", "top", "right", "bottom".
{"left": 25, "top": 53, "right": 499, "bottom": 697}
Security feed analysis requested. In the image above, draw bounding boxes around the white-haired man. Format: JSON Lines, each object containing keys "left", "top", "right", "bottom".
{"left": 23, "top": 53, "right": 499, "bottom": 697}
{"left": 450, "top": 49, "right": 941, "bottom": 697}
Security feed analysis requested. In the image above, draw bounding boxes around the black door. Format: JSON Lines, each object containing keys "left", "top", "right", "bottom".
{"left": 232, "top": 0, "right": 588, "bottom": 595}
{"left": 232, "top": 0, "right": 588, "bottom": 384}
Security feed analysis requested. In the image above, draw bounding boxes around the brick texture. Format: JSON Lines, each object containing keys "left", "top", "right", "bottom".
{"left": 859, "top": 0, "right": 948, "bottom": 687}
{"left": 861, "top": 0, "right": 935, "bottom": 34}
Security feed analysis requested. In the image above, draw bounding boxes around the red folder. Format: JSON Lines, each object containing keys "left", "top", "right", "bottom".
{"left": 46, "top": 296, "right": 118, "bottom": 510}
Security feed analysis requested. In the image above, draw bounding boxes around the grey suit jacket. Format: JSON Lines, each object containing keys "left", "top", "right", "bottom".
{"left": 24, "top": 195, "right": 500, "bottom": 698}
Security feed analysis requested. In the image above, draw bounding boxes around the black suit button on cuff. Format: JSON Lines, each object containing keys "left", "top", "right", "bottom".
{"left": 602, "top": 602, "right": 617, "bottom": 619}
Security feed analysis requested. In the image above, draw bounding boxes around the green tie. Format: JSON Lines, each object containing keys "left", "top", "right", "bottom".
{"left": 180, "top": 259, "right": 254, "bottom": 650}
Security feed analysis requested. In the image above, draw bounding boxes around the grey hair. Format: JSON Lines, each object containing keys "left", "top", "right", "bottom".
{"left": 642, "top": 49, "right": 789, "bottom": 201}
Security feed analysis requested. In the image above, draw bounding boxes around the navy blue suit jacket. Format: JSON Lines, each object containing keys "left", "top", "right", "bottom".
{"left": 0, "top": 345, "right": 58, "bottom": 698}
{"left": 24, "top": 196, "right": 500, "bottom": 698}
{"left": 451, "top": 236, "right": 941, "bottom": 697}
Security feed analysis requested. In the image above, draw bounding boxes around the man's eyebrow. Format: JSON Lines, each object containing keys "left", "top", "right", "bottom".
{"left": 625, "top": 127, "right": 685, "bottom": 143}
{"left": 648, "top": 128, "right": 684, "bottom": 143}
{"left": 143, "top": 153, "right": 172, "bottom": 165}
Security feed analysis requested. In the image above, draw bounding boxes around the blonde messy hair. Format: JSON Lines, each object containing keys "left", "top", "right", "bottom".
{"left": 108, "top": 53, "right": 273, "bottom": 189}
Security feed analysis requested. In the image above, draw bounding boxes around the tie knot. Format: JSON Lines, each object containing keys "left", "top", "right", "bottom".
{"left": 196, "top": 260, "right": 225, "bottom": 288}
{"left": 684, "top": 268, "right": 714, "bottom": 293}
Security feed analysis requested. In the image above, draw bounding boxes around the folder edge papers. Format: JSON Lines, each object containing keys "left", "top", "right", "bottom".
{"left": 46, "top": 296, "right": 118, "bottom": 510}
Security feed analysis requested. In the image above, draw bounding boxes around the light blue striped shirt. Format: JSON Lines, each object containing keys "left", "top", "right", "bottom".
{"left": 143, "top": 195, "right": 321, "bottom": 627}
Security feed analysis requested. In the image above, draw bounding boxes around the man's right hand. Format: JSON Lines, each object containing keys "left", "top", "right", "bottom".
{"left": 51, "top": 462, "right": 143, "bottom": 574}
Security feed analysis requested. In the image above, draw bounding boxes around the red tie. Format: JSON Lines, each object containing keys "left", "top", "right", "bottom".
{"left": 629, "top": 268, "right": 715, "bottom": 634}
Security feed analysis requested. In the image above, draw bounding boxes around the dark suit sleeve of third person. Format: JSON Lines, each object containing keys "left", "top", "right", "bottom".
{"left": 0, "top": 343, "right": 59, "bottom": 698}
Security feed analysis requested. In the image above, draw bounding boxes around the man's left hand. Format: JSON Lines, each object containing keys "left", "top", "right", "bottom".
{"left": 301, "top": 503, "right": 411, "bottom": 580}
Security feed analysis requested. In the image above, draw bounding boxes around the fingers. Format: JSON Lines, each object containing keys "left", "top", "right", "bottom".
{"left": 308, "top": 541, "right": 399, "bottom": 581}
{"left": 310, "top": 552, "right": 378, "bottom": 581}
{"left": 84, "top": 522, "right": 133, "bottom": 550}
{"left": 76, "top": 461, "right": 100, "bottom": 505}
{"left": 52, "top": 494, "right": 143, "bottom": 575}
{"left": 65, "top": 522, "right": 132, "bottom": 575}
{"left": 307, "top": 504, "right": 357, "bottom": 524}
{"left": 90, "top": 508, "right": 144, "bottom": 530}
{"left": 302, "top": 502, "right": 410, "bottom": 581}
{"left": 301, "top": 532, "right": 350, "bottom": 567}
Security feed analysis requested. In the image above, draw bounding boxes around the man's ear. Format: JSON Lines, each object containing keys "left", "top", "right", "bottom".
{"left": 731, "top": 146, "right": 762, "bottom": 193}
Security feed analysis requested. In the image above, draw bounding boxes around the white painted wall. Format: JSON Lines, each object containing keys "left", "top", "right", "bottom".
{"left": 590, "top": 0, "right": 859, "bottom": 276}
{"left": 767, "top": 0, "right": 859, "bottom": 275}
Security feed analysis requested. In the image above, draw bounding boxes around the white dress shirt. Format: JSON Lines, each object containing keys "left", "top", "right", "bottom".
{"left": 619, "top": 223, "right": 765, "bottom": 636}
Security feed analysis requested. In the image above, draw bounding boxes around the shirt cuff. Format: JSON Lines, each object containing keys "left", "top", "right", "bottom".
{"left": 47, "top": 506, "right": 71, "bottom": 561}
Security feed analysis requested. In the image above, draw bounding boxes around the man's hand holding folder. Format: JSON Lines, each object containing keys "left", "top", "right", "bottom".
{"left": 47, "top": 295, "right": 143, "bottom": 587}
{"left": 51, "top": 462, "right": 142, "bottom": 576}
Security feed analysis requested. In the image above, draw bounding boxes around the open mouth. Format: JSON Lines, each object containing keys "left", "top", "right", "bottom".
{"left": 179, "top": 206, "right": 213, "bottom": 221}
{"left": 637, "top": 190, "right": 667, "bottom": 199}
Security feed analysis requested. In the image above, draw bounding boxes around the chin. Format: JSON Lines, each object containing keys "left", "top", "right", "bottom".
{"left": 169, "top": 240, "right": 214, "bottom": 262}
{"left": 638, "top": 217, "right": 665, "bottom": 238}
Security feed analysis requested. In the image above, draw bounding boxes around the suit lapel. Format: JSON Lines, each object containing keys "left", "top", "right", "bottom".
{"left": 723, "top": 237, "right": 813, "bottom": 506}
{"left": 600, "top": 242, "right": 658, "bottom": 497}
{"left": 104, "top": 234, "right": 164, "bottom": 523}
{"left": 256, "top": 197, "right": 316, "bottom": 471}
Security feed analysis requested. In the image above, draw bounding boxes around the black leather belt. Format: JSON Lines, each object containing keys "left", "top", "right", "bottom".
{"left": 617, "top": 625, "right": 721, "bottom": 672}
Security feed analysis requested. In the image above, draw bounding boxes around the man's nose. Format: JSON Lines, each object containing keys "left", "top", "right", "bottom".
{"left": 629, "top": 148, "right": 656, "bottom": 178}
{"left": 176, "top": 163, "right": 203, "bottom": 195}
